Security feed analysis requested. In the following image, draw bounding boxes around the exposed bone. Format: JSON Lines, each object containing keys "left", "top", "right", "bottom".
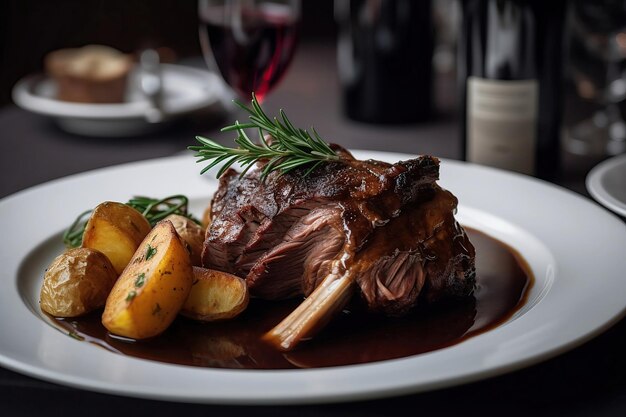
{"left": 264, "top": 261, "right": 356, "bottom": 351}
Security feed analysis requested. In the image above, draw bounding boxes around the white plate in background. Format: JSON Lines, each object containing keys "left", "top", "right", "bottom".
{"left": 1, "top": 150, "right": 625, "bottom": 404}
{"left": 587, "top": 153, "right": 626, "bottom": 218}
{"left": 12, "top": 64, "right": 225, "bottom": 137}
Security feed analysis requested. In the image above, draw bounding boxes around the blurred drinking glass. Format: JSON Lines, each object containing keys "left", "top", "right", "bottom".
{"left": 198, "top": 0, "right": 300, "bottom": 103}
{"left": 566, "top": 0, "right": 626, "bottom": 156}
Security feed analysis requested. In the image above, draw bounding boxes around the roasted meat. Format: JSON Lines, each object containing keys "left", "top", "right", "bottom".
{"left": 202, "top": 145, "right": 475, "bottom": 350}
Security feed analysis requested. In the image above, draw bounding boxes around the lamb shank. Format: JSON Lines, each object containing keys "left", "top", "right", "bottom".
{"left": 202, "top": 145, "right": 475, "bottom": 350}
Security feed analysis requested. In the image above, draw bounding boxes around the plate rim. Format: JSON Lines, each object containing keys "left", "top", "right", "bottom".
{"left": 586, "top": 153, "right": 626, "bottom": 218}
{"left": 2, "top": 150, "right": 626, "bottom": 405}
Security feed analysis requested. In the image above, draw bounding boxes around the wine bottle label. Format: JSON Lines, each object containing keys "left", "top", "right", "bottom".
{"left": 467, "top": 76, "right": 538, "bottom": 175}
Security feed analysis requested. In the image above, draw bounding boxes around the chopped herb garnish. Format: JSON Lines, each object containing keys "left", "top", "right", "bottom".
{"left": 152, "top": 303, "right": 162, "bottom": 315}
{"left": 134, "top": 273, "right": 146, "bottom": 287}
{"left": 126, "top": 290, "right": 137, "bottom": 302}
{"left": 68, "top": 331, "right": 84, "bottom": 341}
{"left": 146, "top": 244, "right": 157, "bottom": 261}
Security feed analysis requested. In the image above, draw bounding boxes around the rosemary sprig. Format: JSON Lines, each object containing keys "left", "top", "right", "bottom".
{"left": 188, "top": 93, "right": 341, "bottom": 180}
{"left": 63, "top": 195, "right": 200, "bottom": 248}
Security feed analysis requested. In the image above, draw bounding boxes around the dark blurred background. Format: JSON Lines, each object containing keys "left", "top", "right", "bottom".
{"left": 0, "top": 0, "right": 338, "bottom": 106}
{"left": 0, "top": 0, "right": 624, "bottom": 189}
{"left": 1, "top": 0, "right": 620, "bottom": 123}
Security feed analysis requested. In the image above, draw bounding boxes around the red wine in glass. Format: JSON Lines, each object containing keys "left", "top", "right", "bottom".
{"left": 199, "top": 1, "right": 300, "bottom": 103}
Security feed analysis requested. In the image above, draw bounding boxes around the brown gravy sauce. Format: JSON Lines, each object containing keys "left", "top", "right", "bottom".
{"left": 51, "top": 228, "right": 533, "bottom": 369}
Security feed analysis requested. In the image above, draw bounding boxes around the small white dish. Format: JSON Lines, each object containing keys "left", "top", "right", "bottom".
{"left": 1, "top": 151, "right": 626, "bottom": 404}
{"left": 12, "top": 64, "right": 224, "bottom": 137}
{"left": 586, "top": 154, "right": 626, "bottom": 218}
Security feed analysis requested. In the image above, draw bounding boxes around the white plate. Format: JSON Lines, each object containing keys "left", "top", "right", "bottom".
{"left": 11, "top": 64, "right": 224, "bottom": 137}
{"left": 1, "top": 150, "right": 626, "bottom": 405}
{"left": 586, "top": 154, "right": 626, "bottom": 218}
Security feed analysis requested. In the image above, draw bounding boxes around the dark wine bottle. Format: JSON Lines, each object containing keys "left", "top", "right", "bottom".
{"left": 336, "top": 0, "right": 434, "bottom": 124}
{"left": 458, "top": 0, "right": 568, "bottom": 179}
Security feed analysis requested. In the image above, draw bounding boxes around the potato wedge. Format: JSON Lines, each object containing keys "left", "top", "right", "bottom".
{"left": 102, "top": 220, "right": 193, "bottom": 339}
{"left": 40, "top": 248, "right": 117, "bottom": 317}
{"left": 82, "top": 201, "right": 151, "bottom": 274}
{"left": 164, "top": 214, "right": 205, "bottom": 266}
{"left": 181, "top": 267, "right": 249, "bottom": 322}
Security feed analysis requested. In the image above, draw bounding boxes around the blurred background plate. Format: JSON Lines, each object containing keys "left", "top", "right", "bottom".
{"left": 11, "top": 64, "right": 225, "bottom": 137}
{"left": 586, "top": 153, "right": 626, "bottom": 218}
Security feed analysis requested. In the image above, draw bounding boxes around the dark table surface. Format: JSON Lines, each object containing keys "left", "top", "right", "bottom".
{"left": 1, "top": 43, "right": 625, "bottom": 416}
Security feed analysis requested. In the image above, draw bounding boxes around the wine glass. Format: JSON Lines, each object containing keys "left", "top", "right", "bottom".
{"left": 565, "top": 0, "right": 626, "bottom": 157}
{"left": 198, "top": 0, "right": 300, "bottom": 104}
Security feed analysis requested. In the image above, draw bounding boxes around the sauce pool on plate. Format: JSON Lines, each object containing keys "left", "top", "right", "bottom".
{"left": 50, "top": 228, "right": 533, "bottom": 369}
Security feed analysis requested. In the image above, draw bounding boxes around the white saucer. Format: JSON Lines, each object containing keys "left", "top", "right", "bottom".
{"left": 12, "top": 64, "right": 224, "bottom": 137}
{"left": 586, "top": 154, "right": 626, "bottom": 218}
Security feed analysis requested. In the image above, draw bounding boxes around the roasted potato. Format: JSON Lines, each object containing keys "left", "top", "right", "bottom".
{"left": 82, "top": 201, "right": 151, "bottom": 274}
{"left": 164, "top": 214, "right": 205, "bottom": 266}
{"left": 181, "top": 267, "right": 249, "bottom": 322}
{"left": 102, "top": 220, "right": 193, "bottom": 339}
{"left": 40, "top": 248, "right": 117, "bottom": 317}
